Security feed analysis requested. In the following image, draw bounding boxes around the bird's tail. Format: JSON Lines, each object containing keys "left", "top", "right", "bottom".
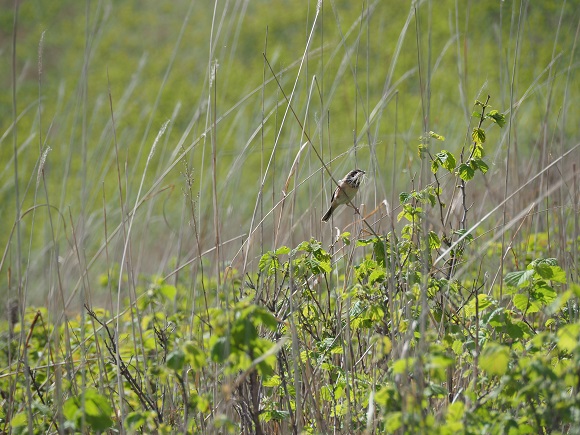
{"left": 321, "top": 205, "right": 336, "bottom": 222}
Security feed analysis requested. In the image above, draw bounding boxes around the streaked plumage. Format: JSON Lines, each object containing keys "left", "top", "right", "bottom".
{"left": 321, "top": 169, "right": 365, "bottom": 222}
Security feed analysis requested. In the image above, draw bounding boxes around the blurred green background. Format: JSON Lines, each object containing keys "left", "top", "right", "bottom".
{"left": 1, "top": 0, "right": 578, "bottom": 306}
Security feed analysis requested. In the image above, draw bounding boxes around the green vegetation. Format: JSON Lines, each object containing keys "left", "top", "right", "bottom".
{"left": 1, "top": 0, "right": 579, "bottom": 433}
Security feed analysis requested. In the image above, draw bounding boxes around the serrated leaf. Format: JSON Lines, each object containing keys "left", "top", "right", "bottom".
{"left": 472, "top": 143, "right": 484, "bottom": 159}
{"left": 505, "top": 269, "right": 534, "bottom": 287}
{"left": 258, "top": 252, "right": 274, "bottom": 273}
{"left": 428, "top": 231, "right": 441, "bottom": 249}
{"left": 487, "top": 110, "right": 506, "bottom": 127}
{"left": 513, "top": 293, "right": 535, "bottom": 313}
{"left": 373, "top": 238, "right": 387, "bottom": 267}
{"left": 263, "top": 375, "right": 281, "bottom": 387}
{"left": 457, "top": 163, "right": 475, "bottom": 181}
{"left": 463, "top": 294, "right": 492, "bottom": 316}
{"left": 275, "top": 246, "right": 291, "bottom": 255}
{"left": 369, "top": 268, "right": 386, "bottom": 284}
{"left": 429, "top": 131, "right": 445, "bottom": 141}
{"left": 340, "top": 232, "right": 351, "bottom": 245}
{"left": 436, "top": 150, "right": 456, "bottom": 172}
{"left": 534, "top": 262, "right": 567, "bottom": 283}
{"left": 431, "top": 159, "right": 439, "bottom": 174}
{"left": 471, "top": 158, "right": 489, "bottom": 174}
{"left": 472, "top": 128, "right": 486, "bottom": 144}
{"left": 399, "top": 192, "right": 411, "bottom": 203}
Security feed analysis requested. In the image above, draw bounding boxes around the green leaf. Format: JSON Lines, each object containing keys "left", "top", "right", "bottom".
{"left": 472, "top": 128, "right": 486, "bottom": 144}
{"left": 425, "top": 383, "right": 447, "bottom": 398}
{"left": 399, "top": 192, "right": 411, "bottom": 203}
{"left": 471, "top": 143, "right": 484, "bottom": 159}
{"left": 392, "top": 357, "right": 415, "bottom": 374}
{"left": 159, "top": 284, "right": 177, "bottom": 301}
{"left": 437, "top": 150, "right": 456, "bottom": 172}
{"left": 471, "top": 158, "right": 488, "bottom": 174}
{"left": 428, "top": 231, "right": 441, "bottom": 249}
{"left": 10, "top": 412, "right": 28, "bottom": 429}
{"left": 557, "top": 324, "right": 580, "bottom": 352}
{"left": 211, "top": 336, "right": 229, "bottom": 362}
{"left": 263, "top": 375, "right": 281, "bottom": 387}
{"left": 183, "top": 341, "right": 206, "bottom": 370}
{"left": 251, "top": 306, "right": 279, "bottom": 331}
{"left": 431, "top": 159, "right": 440, "bottom": 174}
{"left": 487, "top": 110, "right": 506, "bottom": 127}
{"left": 427, "top": 354, "right": 454, "bottom": 370}
{"left": 505, "top": 270, "right": 534, "bottom": 287}
{"left": 367, "top": 267, "right": 386, "bottom": 284}
{"left": 258, "top": 252, "right": 274, "bottom": 273}
{"left": 479, "top": 343, "right": 509, "bottom": 376}
{"left": 167, "top": 349, "right": 186, "bottom": 371}
{"left": 457, "top": 163, "right": 475, "bottom": 181}
{"left": 385, "top": 412, "right": 402, "bottom": 432}
{"left": 447, "top": 401, "right": 465, "bottom": 422}
{"left": 513, "top": 293, "right": 535, "bottom": 313}
{"left": 125, "top": 412, "right": 148, "bottom": 431}
{"left": 533, "top": 261, "right": 567, "bottom": 283}
{"left": 275, "top": 246, "right": 291, "bottom": 255}
{"left": 63, "top": 389, "right": 114, "bottom": 431}
{"left": 463, "top": 294, "right": 492, "bottom": 316}
{"left": 429, "top": 131, "right": 445, "bottom": 141}
{"left": 504, "top": 321, "right": 525, "bottom": 339}
{"left": 373, "top": 237, "right": 387, "bottom": 267}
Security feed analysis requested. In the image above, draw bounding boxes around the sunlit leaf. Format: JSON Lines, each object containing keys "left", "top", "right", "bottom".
{"left": 275, "top": 246, "right": 290, "bottom": 255}
{"left": 429, "top": 131, "right": 445, "bottom": 141}
{"left": 457, "top": 163, "right": 474, "bottom": 181}
{"left": 557, "top": 324, "right": 580, "bottom": 353}
{"left": 472, "top": 128, "right": 486, "bottom": 144}
{"left": 463, "top": 294, "right": 492, "bottom": 317}
{"left": 479, "top": 343, "right": 509, "bottom": 376}
{"left": 263, "top": 375, "right": 281, "bottom": 388}
{"left": 436, "top": 150, "right": 456, "bottom": 172}
{"left": 183, "top": 342, "right": 206, "bottom": 370}
{"left": 487, "top": 110, "right": 506, "bottom": 127}
{"left": 504, "top": 269, "right": 534, "bottom": 287}
{"left": 392, "top": 357, "right": 415, "bottom": 374}
{"left": 159, "top": 284, "right": 177, "bottom": 301}
{"left": 428, "top": 231, "right": 441, "bottom": 249}
{"left": 513, "top": 294, "right": 535, "bottom": 313}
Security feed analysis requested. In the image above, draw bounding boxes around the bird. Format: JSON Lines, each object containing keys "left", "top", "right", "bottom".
{"left": 321, "top": 169, "right": 365, "bottom": 222}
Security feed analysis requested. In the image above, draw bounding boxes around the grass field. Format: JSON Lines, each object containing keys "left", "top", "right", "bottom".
{"left": 1, "top": 0, "right": 580, "bottom": 433}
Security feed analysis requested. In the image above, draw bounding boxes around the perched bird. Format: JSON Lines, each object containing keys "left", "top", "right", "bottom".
{"left": 321, "top": 169, "right": 365, "bottom": 222}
